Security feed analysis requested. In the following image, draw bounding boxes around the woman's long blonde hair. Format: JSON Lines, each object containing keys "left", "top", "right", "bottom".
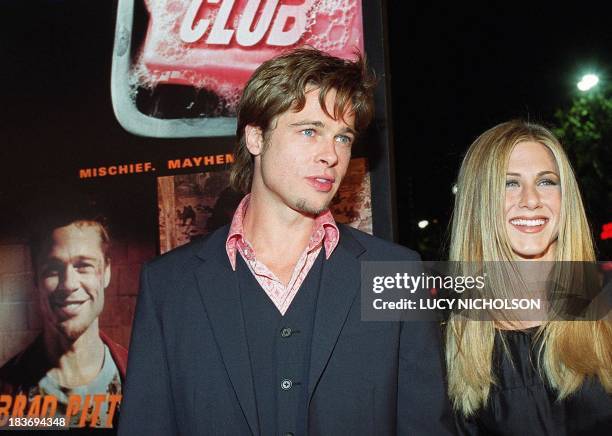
{"left": 446, "top": 120, "right": 611, "bottom": 416}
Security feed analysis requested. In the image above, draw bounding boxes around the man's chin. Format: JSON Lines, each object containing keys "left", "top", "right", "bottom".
{"left": 293, "top": 198, "right": 330, "bottom": 217}
{"left": 56, "top": 320, "right": 89, "bottom": 342}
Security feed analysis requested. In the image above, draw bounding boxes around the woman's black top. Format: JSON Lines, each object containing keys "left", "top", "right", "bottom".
{"left": 456, "top": 328, "right": 611, "bottom": 436}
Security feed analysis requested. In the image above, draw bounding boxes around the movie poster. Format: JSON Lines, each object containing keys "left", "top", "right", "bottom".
{"left": 0, "top": 0, "right": 390, "bottom": 432}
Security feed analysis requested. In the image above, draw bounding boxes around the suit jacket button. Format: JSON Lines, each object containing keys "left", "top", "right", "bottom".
{"left": 280, "top": 327, "right": 292, "bottom": 338}
{"left": 280, "top": 379, "right": 293, "bottom": 390}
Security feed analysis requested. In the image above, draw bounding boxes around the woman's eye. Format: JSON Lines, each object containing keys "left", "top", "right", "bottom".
{"left": 301, "top": 129, "right": 315, "bottom": 137}
{"left": 538, "top": 178, "right": 558, "bottom": 186}
{"left": 505, "top": 179, "right": 519, "bottom": 188}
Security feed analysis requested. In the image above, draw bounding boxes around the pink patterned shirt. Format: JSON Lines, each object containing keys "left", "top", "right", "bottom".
{"left": 226, "top": 194, "right": 339, "bottom": 315}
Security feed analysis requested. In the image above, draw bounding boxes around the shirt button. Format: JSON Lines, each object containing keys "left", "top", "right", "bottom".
{"left": 280, "top": 379, "right": 293, "bottom": 390}
{"left": 280, "top": 327, "right": 292, "bottom": 338}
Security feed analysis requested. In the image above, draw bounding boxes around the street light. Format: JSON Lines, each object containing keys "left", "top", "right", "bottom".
{"left": 577, "top": 74, "right": 599, "bottom": 91}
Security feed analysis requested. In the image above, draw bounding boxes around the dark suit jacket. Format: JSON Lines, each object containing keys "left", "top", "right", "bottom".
{"left": 118, "top": 225, "right": 454, "bottom": 435}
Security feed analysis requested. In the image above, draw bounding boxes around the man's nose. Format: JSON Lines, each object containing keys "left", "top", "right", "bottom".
{"left": 59, "top": 266, "right": 79, "bottom": 292}
{"left": 316, "top": 137, "right": 339, "bottom": 166}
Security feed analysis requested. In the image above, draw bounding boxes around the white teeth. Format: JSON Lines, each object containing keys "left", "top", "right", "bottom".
{"left": 316, "top": 178, "right": 329, "bottom": 183}
{"left": 510, "top": 219, "right": 546, "bottom": 226}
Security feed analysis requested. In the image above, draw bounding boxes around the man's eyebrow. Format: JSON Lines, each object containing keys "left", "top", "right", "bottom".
{"left": 338, "top": 126, "right": 357, "bottom": 137}
{"left": 42, "top": 255, "right": 99, "bottom": 264}
{"left": 289, "top": 120, "right": 357, "bottom": 136}
{"left": 74, "top": 255, "right": 100, "bottom": 262}
{"left": 289, "top": 120, "right": 325, "bottom": 127}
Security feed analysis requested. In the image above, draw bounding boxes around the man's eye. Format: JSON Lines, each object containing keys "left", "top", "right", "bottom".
{"left": 335, "top": 135, "right": 353, "bottom": 145}
{"left": 301, "top": 129, "right": 315, "bottom": 137}
{"left": 75, "top": 263, "right": 95, "bottom": 272}
{"left": 42, "top": 268, "right": 59, "bottom": 277}
{"left": 505, "top": 179, "right": 520, "bottom": 188}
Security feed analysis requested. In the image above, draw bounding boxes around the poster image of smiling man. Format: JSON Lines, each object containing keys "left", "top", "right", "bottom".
{"left": 0, "top": 189, "right": 127, "bottom": 429}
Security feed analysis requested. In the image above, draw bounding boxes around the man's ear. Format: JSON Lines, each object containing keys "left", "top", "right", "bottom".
{"left": 245, "top": 125, "right": 264, "bottom": 156}
{"left": 103, "top": 261, "right": 111, "bottom": 289}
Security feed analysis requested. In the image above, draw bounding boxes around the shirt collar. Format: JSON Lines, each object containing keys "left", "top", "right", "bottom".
{"left": 225, "top": 194, "right": 340, "bottom": 271}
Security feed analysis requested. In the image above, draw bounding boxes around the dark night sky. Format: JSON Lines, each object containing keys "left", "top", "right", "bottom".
{"left": 1, "top": 1, "right": 610, "bottom": 253}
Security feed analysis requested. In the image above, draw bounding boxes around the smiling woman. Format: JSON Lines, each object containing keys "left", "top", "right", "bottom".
{"left": 504, "top": 141, "right": 561, "bottom": 261}
{"left": 445, "top": 120, "right": 612, "bottom": 435}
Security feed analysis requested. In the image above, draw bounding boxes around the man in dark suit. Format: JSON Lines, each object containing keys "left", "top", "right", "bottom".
{"left": 119, "top": 48, "right": 453, "bottom": 435}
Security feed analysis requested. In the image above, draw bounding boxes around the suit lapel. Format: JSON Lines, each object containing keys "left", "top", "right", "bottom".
{"left": 194, "top": 229, "right": 259, "bottom": 436}
{"left": 308, "top": 227, "right": 365, "bottom": 403}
